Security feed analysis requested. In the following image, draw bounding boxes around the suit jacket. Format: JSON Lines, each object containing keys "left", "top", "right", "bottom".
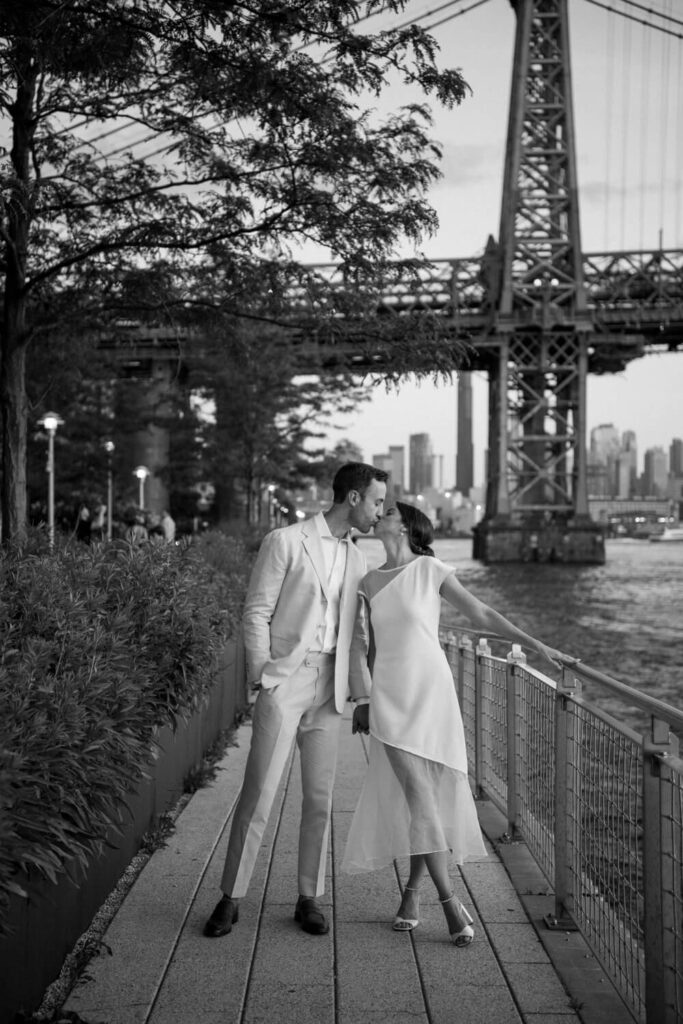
{"left": 242, "top": 514, "right": 368, "bottom": 713}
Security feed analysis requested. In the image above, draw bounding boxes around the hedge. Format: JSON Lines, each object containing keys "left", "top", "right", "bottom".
{"left": 0, "top": 530, "right": 252, "bottom": 934}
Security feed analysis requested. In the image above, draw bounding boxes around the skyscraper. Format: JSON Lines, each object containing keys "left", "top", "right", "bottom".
{"left": 643, "top": 447, "right": 668, "bottom": 496}
{"left": 388, "top": 445, "right": 405, "bottom": 497}
{"left": 589, "top": 423, "right": 621, "bottom": 496}
{"left": 456, "top": 373, "right": 474, "bottom": 495}
{"left": 409, "top": 433, "right": 433, "bottom": 494}
{"left": 373, "top": 447, "right": 405, "bottom": 499}
{"left": 618, "top": 430, "right": 638, "bottom": 497}
{"left": 590, "top": 423, "right": 621, "bottom": 464}
{"left": 372, "top": 453, "right": 393, "bottom": 478}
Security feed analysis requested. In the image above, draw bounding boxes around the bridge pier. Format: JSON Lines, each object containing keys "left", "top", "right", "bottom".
{"left": 473, "top": 515, "right": 605, "bottom": 564}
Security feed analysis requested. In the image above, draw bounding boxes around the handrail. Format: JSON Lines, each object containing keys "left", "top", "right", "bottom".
{"left": 444, "top": 626, "right": 683, "bottom": 731}
{"left": 569, "top": 661, "right": 683, "bottom": 731}
{"left": 441, "top": 628, "right": 683, "bottom": 1024}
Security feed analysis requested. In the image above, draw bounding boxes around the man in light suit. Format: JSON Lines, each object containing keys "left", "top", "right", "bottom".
{"left": 204, "top": 462, "right": 388, "bottom": 938}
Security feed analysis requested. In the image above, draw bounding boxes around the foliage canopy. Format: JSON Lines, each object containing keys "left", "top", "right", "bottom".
{"left": 1, "top": 0, "right": 470, "bottom": 539}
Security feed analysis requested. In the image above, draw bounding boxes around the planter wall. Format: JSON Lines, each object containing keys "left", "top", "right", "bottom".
{"left": 0, "top": 640, "right": 246, "bottom": 1024}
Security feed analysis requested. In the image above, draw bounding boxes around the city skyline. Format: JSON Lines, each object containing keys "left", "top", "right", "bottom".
{"left": 366, "top": 412, "right": 682, "bottom": 496}
{"left": 325, "top": 355, "right": 683, "bottom": 489}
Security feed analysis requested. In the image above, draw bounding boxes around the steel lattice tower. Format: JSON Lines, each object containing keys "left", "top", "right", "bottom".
{"left": 473, "top": 0, "right": 602, "bottom": 563}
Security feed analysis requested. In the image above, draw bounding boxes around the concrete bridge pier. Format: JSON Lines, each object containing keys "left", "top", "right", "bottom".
{"left": 472, "top": 515, "right": 605, "bottom": 564}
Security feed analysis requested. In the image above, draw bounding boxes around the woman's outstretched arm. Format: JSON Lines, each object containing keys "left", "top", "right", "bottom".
{"left": 440, "top": 573, "right": 577, "bottom": 671}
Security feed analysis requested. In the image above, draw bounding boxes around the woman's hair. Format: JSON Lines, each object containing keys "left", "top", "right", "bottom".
{"left": 396, "top": 501, "right": 435, "bottom": 557}
{"left": 332, "top": 462, "right": 388, "bottom": 503}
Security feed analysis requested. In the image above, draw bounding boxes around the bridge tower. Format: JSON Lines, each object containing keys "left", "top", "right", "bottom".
{"left": 473, "top": 0, "right": 604, "bottom": 563}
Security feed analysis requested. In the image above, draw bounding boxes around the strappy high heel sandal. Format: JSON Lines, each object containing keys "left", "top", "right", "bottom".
{"left": 392, "top": 886, "right": 420, "bottom": 931}
{"left": 440, "top": 892, "right": 474, "bottom": 946}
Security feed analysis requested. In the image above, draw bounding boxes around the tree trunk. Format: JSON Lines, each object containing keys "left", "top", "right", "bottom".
{"left": 0, "top": 336, "right": 28, "bottom": 544}
{"left": 1, "top": 45, "right": 36, "bottom": 544}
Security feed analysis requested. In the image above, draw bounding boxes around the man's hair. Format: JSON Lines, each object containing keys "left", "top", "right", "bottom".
{"left": 332, "top": 462, "right": 388, "bottom": 503}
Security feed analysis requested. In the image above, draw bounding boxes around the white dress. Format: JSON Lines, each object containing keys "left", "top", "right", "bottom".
{"left": 342, "top": 556, "right": 487, "bottom": 873}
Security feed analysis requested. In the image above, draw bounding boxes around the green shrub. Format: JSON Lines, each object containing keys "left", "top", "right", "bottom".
{"left": 0, "top": 529, "right": 252, "bottom": 931}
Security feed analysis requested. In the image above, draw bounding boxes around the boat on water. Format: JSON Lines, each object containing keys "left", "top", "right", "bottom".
{"left": 649, "top": 525, "right": 683, "bottom": 542}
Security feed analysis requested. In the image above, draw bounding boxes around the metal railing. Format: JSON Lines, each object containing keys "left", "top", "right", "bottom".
{"left": 441, "top": 630, "right": 683, "bottom": 1024}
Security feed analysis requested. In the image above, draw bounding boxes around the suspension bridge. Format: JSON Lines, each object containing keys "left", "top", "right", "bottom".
{"left": 109, "top": 0, "right": 683, "bottom": 562}
{"left": 289, "top": 0, "right": 683, "bottom": 564}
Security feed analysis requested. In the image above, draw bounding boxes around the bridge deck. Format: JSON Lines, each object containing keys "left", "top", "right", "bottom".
{"left": 64, "top": 712, "right": 628, "bottom": 1024}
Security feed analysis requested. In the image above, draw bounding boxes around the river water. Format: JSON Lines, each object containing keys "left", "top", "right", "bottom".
{"left": 358, "top": 536, "right": 683, "bottom": 735}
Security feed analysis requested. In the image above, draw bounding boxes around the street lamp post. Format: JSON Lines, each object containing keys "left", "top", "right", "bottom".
{"left": 104, "top": 441, "right": 115, "bottom": 541}
{"left": 133, "top": 465, "right": 150, "bottom": 510}
{"left": 38, "top": 411, "right": 64, "bottom": 548}
{"left": 267, "top": 483, "right": 276, "bottom": 526}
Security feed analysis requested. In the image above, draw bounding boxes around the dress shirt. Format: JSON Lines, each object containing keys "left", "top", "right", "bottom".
{"left": 313, "top": 512, "right": 349, "bottom": 653}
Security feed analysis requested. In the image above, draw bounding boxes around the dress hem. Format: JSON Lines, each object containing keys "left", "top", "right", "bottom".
{"left": 342, "top": 848, "right": 485, "bottom": 875}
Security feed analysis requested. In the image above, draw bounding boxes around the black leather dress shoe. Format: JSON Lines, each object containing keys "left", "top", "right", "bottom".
{"left": 204, "top": 896, "right": 239, "bottom": 938}
{"left": 294, "top": 896, "right": 329, "bottom": 935}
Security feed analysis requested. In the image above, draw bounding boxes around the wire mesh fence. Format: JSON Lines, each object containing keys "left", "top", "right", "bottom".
{"left": 442, "top": 630, "right": 683, "bottom": 1024}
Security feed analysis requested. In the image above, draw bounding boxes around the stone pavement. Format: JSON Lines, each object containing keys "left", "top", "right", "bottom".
{"left": 64, "top": 710, "right": 628, "bottom": 1024}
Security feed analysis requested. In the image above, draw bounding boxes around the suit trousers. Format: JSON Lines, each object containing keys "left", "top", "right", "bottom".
{"left": 221, "top": 652, "right": 341, "bottom": 899}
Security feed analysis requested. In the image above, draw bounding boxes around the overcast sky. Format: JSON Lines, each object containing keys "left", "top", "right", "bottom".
{"left": 316, "top": 0, "right": 683, "bottom": 484}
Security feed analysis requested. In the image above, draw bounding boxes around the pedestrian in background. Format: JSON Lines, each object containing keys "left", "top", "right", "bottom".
{"left": 161, "top": 510, "right": 176, "bottom": 543}
{"left": 74, "top": 503, "right": 91, "bottom": 544}
{"left": 145, "top": 512, "right": 165, "bottom": 545}
{"left": 124, "top": 509, "right": 148, "bottom": 546}
{"left": 90, "top": 502, "right": 107, "bottom": 542}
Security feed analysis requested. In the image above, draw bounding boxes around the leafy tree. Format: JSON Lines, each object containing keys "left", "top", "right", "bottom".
{"left": 25, "top": 325, "right": 199, "bottom": 534}
{"left": 25, "top": 330, "right": 119, "bottom": 525}
{"left": 307, "top": 439, "right": 366, "bottom": 492}
{"left": 192, "top": 322, "right": 371, "bottom": 524}
{"left": 1, "top": 0, "right": 470, "bottom": 542}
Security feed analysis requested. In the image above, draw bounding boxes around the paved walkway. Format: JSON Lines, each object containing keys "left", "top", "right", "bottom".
{"left": 64, "top": 710, "right": 628, "bottom": 1024}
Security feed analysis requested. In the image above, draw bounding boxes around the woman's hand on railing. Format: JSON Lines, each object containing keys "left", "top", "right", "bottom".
{"left": 536, "top": 643, "right": 580, "bottom": 671}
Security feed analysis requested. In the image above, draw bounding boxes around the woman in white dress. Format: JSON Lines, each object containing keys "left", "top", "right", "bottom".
{"left": 342, "top": 501, "right": 575, "bottom": 946}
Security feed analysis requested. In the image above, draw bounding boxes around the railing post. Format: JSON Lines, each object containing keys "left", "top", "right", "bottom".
{"left": 642, "top": 715, "right": 677, "bottom": 1024}
{"left": 546, "top": 665, "right": 581, "bottom": 930}
{"left": 458, "top": 634, "right": 474, "bottom": 778}
{"left": 475, "top": 638, "right": 491, "bottom": 797}
{"left": 505, "top": 644, "right": 526, "bottom": 837}
{"left": 441, "top": 630, "right": 460, "bottom": 702}
{"left": 454, "top": 632, "right": 467, "bottom": 708}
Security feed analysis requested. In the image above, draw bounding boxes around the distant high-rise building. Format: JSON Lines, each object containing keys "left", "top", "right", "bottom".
{"left": 432, "top": 454, "right": 444, "bottom": 490}
{"left": 374, "top": 447, "right": 405, "bottom": 498}
{"left": 409, "top": 433, "right": 433, "bottom": 494}
{"left": 456, "top": 373, "right": 474, "bottom": 495}
{"left": 587, "top": 452, "right": 609, "bottom": 497}
{"left": 590, "top": 423, "right": 621, "bottom": 495}
{"left": 618, "top": 430, "right": 638, "bottom": 497}
{"left": 590, "top": 424, "right": 620, "bottom": 463}
{"left": 389, "top": 445, "right": 405, "bottom": 497}
{"left": 643, "top": 447, "right": 668, "bottom": 496}
{"left": 372, "top": 453, "right": 393, "bottom": 477}
{"left": 670, "top": 437, "right": 683, "bottom": 477}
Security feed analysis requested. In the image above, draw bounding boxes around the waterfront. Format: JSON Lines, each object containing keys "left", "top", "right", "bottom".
{"left": 359, "top": 536, "right": 683, "bottom": 735}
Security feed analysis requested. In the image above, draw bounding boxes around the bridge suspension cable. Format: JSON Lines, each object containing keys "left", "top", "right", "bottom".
{"left": 137, "top": 0, "right": 489, "bottom": 162}
{"left": 583, "top": 0, "right": 683, "bottom": 39}
{"left": 591, "top": 0, "right": 683, "bottom": 250}
{"left": 608, "top": 0, "right": 683, "bottom": 30}
{"left": 657, "top": 0, "right": 674, "bottom": 239}
{"left": 70, "top": 0, "right": 481, "bottom": 163}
